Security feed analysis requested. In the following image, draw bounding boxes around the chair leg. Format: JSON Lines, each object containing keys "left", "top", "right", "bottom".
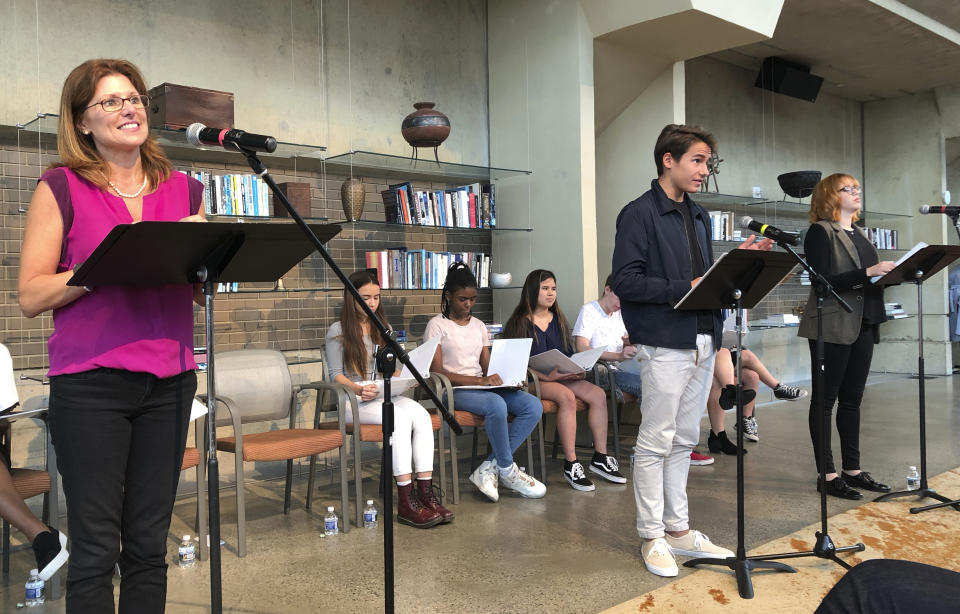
{"left": 352, "top": 433, "right": 363, "bottom": 530}
{"left": 538, "top": 419, "right": 548, "bottom": 483}
{"left": 197, "top": 452, "right": 208, "bottom": 562}
{"left": 306, "top": 454, "right": 317, "bottom": 511}
{"left": 339, "top": 445, "right": 350, "bottom": 534}
{"left": 448, "top": 424, "right": 461, "bottom": 505}
{"left": 283, "top": 459, "right": 294, "bottom": 514}
{"left": 234, "top": 454, "right": 247, "bottom": 558}
{"left": 2, "top": 520, "right": 8, "bottom": 576}
{"left": 551, "top": 423, "right": 559, "bottom": 460}
{"left": 470, "top": 428, "right": 479, "bottom": 475}
{"left": 436, "top": 425, "right": 447, "bottom": 504}
{"left": 526, "top": 434, "right": 535, "bottom": 478}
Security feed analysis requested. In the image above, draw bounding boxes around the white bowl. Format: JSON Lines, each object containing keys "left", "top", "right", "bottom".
{"left": 490, "top": 272, "right": 512, "bottom": 288}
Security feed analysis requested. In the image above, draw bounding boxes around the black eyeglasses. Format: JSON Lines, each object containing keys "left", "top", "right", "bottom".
{"left": 85, "top": 94, "right": 150, "bottom": 113}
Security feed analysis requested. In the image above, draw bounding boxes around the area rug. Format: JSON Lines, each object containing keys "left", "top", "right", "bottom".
{"left": 601, "top": 467, "right": 960, "bottom": 613}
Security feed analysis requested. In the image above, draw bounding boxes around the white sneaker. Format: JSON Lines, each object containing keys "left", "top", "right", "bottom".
{"left": 498, "top": 463, "right": 546, "bottom": 498}
{"left": 641, "top": 538, "right": 678, "bottom": 577}
{"left": 469, "top": 460, "right": 499, "bottom": 502}
{"left": 664, "top": 530, "right": 734, "bottom": 559}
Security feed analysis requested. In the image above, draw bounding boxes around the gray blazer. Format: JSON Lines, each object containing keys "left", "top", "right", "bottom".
{"left": 797, "top": 220, "right": 874, "bottom": 345}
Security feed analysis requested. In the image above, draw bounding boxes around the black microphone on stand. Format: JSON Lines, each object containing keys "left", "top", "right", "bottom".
{"left": 186, "top": 122, "right": 278, "bottom": 153}
{"left": 919, "top": 205, "right": 960, "bottom": 215}
{"left": 740, "top": 216, "right": 800, "bottom": 246}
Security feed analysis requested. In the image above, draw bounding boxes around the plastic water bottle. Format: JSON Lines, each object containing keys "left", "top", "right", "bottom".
{"left": 24, "top": 569, "right": 44, "bottom": 606}
{"left": 324, "top": 506, "right": 339, "bottom": 536}
{"left": 178, "top": 535, "right": 197, "bottom": 568}
{"left": 906, "top": 466, "right": 921, "bottom": 491}
{"left": 363, "top": 500, "right": 379, "bottom": 529}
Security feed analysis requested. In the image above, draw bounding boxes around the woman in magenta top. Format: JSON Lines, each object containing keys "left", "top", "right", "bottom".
{"left": 18, "top": 58, "right": 205, "bottom": 614}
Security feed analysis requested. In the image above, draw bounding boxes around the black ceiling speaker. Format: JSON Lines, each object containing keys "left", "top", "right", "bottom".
{"left": 755, "top": 56, "right": 823, "bottom": 103}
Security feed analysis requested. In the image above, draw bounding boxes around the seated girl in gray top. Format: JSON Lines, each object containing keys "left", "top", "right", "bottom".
{"left": 325, "top": 270, "right": 451, "bottom": 528}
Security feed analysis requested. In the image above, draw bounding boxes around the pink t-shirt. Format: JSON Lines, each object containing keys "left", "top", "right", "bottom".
{"left": 41, "top": 167, "right": 202, "bottom": 378}
{"left": 424, "top": 314, "right": 489, "bottom": 377}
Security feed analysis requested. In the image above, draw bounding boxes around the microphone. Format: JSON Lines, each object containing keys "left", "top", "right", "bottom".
{"left": 919, "top": 205, "right": 960, "bottom": 215}
{"left": 740, "top": 216, "right": 800, "bottom": 246}
{"left": 185, "top": 122, "right": 277, "bottom": 153}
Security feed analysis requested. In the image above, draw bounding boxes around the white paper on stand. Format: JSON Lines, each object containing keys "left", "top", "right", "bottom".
{"left": 190, "top": 399, "right": 209, "bottom": 422}
{"left": 871, "top": 241, "right": 928, "bottom": 284}
{"left": 528, "top": 347, "right": 605, "bottom": 376}
{"left": 456, "top": 338, "right": 532, "bottom": 389}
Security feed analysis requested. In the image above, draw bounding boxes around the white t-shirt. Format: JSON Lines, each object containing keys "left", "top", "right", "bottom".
{"left": 572, "top": 301, "right": 626, "bottom": 352}
{"left": 424, "top": 314, "right": 490, "bottom": 377}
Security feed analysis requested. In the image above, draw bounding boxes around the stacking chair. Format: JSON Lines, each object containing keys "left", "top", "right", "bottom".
{"left": 207, "top": 349, "right": 349, "bottom": 557}
{"left": 309, "top": 346, "right": 447, "bottom": 529}
{"left": 0, "top": 345, "right": 62, "bottom": 599}
{"left": 428, "top": 373, "right": 536, "bottom": 504}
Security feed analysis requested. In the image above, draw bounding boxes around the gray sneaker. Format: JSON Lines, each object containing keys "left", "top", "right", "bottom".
{"left": 736, "top": 416, "right": 759, "bottom": 442}
{"left": 499, "top": 463, "right": 546, "bottom": 498}
{"left": 468, "top": 460, "right": 499, "bottom": 502}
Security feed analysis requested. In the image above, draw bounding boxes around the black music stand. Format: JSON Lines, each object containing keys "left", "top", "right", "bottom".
{"left": 70, "top": 220, "right": 341, "bottom": 614}
{"left": 675, "top": 249, "right": 798, "bottom": 599}
{"left": 872, "top": 244, "right": 960, "bottom": 514}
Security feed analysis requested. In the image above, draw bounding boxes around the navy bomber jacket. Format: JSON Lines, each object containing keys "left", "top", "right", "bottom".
{"left": 611, "top": 179, "right": 722, "bottom": 351}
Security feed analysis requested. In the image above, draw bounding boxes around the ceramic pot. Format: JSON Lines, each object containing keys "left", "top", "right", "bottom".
{"left": 340, "top": 177, "right": 365, "bottom": 221}
{"left": 401, "top": 102, "right": 451, "bottom": 147}
{"left": 490, "top": 272, "right": 513, "bottom": 288}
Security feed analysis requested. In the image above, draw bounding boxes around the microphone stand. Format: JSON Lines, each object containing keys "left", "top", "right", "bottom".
{"left": 201, "top": 145, "right": 463, "bottom": 614}
{"left": 742, "top": 240, "right": 865, "bottom": 569}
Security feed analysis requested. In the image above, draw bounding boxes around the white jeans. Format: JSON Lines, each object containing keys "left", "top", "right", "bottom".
{"left": 633, "top": 334, "right": 716, "bottom": 538}
{"left": 347, "top": 395, "right": 435, "bottom": 476}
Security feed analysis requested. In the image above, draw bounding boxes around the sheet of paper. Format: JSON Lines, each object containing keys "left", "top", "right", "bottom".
{"left": 190, "top": 398, "right": 209, "bottom": 422}
{"left": 528, "top": 347, "right": 605, "bottom": 375}
{"left": 456, "top": 338, "right": 532, "bottom": 389}
{"left": 871, "top": 241, "right": 928, "bottom": 283}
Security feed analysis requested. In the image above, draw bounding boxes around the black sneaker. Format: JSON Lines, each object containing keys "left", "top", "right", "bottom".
{"left": 589, "top": 453, "right": 627, "bottom": 484}
{"left": 773, "top": 383, "right": 808, "bottom": 401}
{"left": 563, "top": 461, "right": 595, "bottom": 491}
{"left": 33, "top": 526, "right": 68, "bottom": 581}
{"left": 718, "top": 385, "right": 757, "bottom": 410}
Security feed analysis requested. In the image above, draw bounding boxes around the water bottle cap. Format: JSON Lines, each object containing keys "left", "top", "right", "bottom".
{"left": 327, "top": 506, "right": 334, "bottom": 511}
{"left": 29, "top": 568, "right": 38, "bottom": 575}
{"left": 909, "top": 465, "right": 917, "bottom": 470}
{"left": 183, "top": 535, "right": 191, "bottom": 540}
{"left": 366, "top": 499, "right": 374, "bottom": 505}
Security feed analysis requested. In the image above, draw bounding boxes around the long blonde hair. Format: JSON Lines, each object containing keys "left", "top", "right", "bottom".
{"left": 55, "top": 58, "right": 172, "bottom": 190}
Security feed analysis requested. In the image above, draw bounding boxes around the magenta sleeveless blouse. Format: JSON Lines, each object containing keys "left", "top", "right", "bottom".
{"left": 40, "top": 167, "right": 203, "bottom": 377}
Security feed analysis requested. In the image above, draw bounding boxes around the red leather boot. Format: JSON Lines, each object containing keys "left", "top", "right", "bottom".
{"left": 416, "top": 478, "right": 454, "bottom": 523}
{"left": 397, "top": 482, "right": 441, "bottom": 529}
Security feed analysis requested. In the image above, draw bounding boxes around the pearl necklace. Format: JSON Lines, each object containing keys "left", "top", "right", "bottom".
{"left": 107, "top": 176, "right": 148, "bottom": 199}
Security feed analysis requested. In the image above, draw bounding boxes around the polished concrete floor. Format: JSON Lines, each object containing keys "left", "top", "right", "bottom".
{"left": 3, "top": 373, "right": 960, "bottom": 613}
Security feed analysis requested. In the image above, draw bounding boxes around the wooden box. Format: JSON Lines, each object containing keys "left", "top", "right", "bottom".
{"left": 275, "top": 182, "right": 312, "bottom": 218}
{"left": 147, "top": 83, "right": 235, "bottom": 131}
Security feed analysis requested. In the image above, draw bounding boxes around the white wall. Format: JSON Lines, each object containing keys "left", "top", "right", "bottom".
{"left": 488, "top": 0, "right": 596, "bottom": 321}
{"left": 0, "top": 0, "right": 489, "bottom": 161}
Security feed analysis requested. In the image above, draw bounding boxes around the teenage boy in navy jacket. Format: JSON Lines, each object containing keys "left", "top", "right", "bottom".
{"left": 612, "top": 124, "right": 772, "bottom": 577}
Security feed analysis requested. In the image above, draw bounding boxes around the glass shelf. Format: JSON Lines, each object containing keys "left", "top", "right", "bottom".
{"left": 344, "top": 219, "right": 532, "bottom": 232}
{"left": 14, "top": 113, "right": 327, "bottom": 167}
{"left": 226, "top": 286, "right": 498, "bottom": 294}
{"left": 694, "top": 192, "right": 769, "bottom": 207}
{"left": 323, "top": 150, "right": 530, "bottom": 183}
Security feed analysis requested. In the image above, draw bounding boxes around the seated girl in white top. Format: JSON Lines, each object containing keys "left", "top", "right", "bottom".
{"left": 325, "top": 270, "right": 451, "bottom": 528}
{"left": 425, "top": 262, "right": 545, "bottom": 502}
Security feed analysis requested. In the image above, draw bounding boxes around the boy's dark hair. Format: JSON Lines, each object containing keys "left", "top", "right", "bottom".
{"left": 604, "top": 274, "right": 615, "bottom": 290}
{"left": 654, "top": 124, "right": 717, "bottom": 176}
{"left": 440, "top": 262, "right": 478, "bottom": 318}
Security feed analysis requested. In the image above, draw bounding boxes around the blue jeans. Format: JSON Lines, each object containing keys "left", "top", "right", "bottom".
{"left": 452, "top": 388, "right": 542, "bottom": 468}
{"left": 613, "top": 369, "right": 643, "bottom": 398}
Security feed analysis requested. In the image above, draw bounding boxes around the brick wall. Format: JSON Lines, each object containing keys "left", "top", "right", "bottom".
{"left": 0, "top": 135, "right": 493, "bottom": 371}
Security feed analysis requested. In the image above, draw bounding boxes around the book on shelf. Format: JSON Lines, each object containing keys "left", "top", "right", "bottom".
{"left": 364, "top": 249, "right": 490, "bottom": 290}
{"left": 189, "top": 171, "right": 271, "bottom": 217}
{"left": 378, "top": 182, "right": 497, "bottom": 229}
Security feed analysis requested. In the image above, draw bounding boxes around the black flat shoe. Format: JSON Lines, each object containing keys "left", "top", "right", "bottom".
{"left": 843, "top": 471, "right": 891, "bottom": 493}
{"left": 817, "top": 477, "right": 863, "bottom": 500}
{"left": 707, "top": 430, "right": 745, "bottom": 455}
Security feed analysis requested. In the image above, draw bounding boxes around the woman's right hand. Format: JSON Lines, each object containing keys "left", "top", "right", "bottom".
{"left": 479, "top": 374, "right": 503, "bottom": 387}
{"left": 358, "top": 383, "right": 379, "bottom": 401}
{"left": 620, "top": 345, "right": 637, "bottom": 360}
{"left": 866, "top": 261, "right": 896, "bottom": 277}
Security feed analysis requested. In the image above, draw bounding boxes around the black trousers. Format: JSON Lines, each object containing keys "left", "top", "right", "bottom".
{"left": 807, "top": 324, "right": 875, "bottom": 475}
{"left": 49, "top": 368, "right": 196, "bottom": 614}
{"left": 815, "top": 559, "right": 960, "bottom": 614}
